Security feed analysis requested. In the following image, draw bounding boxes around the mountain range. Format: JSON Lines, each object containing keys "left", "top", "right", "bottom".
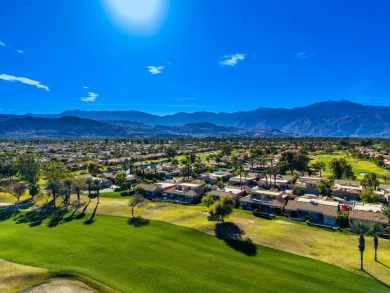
{"left": 1, "top": 100, "right": 389, "bottom": 138}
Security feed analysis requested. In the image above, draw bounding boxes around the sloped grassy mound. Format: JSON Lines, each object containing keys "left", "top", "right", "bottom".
{"left": 0, "top": 213, "right": 386, "bottom": 293}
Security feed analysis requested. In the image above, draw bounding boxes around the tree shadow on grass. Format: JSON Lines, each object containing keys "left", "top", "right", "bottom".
{"left": 63, "top": 201, "right": 82, "bottom": 223}
{"left": 362, "top": 269, "right": 390, "bottom": 290}
{"left": 14, "top": 201, "right": 68, "bottom": 228}
{"left": 376, "top": 261, "right": 390, "bottom": 269}
{"left": 127, "top": 217, "right": 150, "bottom": 227}
{"left": 215, "top": 222, "right": 257, "bottom": 256}
{"left": 0, "top": 205, "right": 20, "bottom": 222}
{"left": 0, "top": 198, "right": 36, "bottom": 222}
{"left": 47, "top": 206, "right": 68, "bottom": 228}
{"left": 84, "top": 203, "right": 99, "bottom": 225}
{"left": 75, "top": 200, "right": 91, "bottom": 220}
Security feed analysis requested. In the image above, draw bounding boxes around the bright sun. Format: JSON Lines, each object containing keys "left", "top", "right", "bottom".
{"left": 102, "top": 0, "right": 168, "bottom": 35}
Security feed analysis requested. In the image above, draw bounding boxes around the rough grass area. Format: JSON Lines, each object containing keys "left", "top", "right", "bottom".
{"left": 310, "top": 152, "right": 390, "bottom": 181}
{"left": 0, "top": 258, "right": 48, "bottom": 293}
{"left": 0, "top": 213, "right": 387, "bottom": 293}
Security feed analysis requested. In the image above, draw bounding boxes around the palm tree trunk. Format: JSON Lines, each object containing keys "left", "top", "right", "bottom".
{"left": 374, "top": 236, "right": 378, "bottom": 261}
{"left": 359, "top": 234, "right": 365, "bottom": 270}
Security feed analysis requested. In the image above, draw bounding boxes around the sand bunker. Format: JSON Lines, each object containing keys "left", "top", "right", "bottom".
{"left": 23, "top": 280, "right": 94, "bottom": 293}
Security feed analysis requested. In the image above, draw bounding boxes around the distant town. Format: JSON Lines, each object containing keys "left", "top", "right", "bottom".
{"left": 1, "top": 137, "right": 389, "bottom": 292}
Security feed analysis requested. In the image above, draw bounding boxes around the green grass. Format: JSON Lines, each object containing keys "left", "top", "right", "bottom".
{"left": 0, "top": 213, "right": 387, "bottom": 293}
{"left": 310, "top": 152, "right": 390, "bottom": 181}
{"left": 98, "top": 191, "right": 131, "bottom": 199}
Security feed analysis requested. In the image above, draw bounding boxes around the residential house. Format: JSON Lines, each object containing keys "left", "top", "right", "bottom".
{"left": 334, "top": 180, "right": 361, "bottom": 188}
{"left": 294, "top": 177, "right": 328, "bottom": 195}
{"left": 258, "top": 175, "right": 290, "bottom": 190}
{"left": 250, "top": 189, "right": 286, "bottom": 200}
{"left": 332, "top": 183, "right": 361, "bottom": 201}
{"left": 284, "top": 196, "right": 339, "bottom": 226}
{"left": 126, "top": 174, "right": 137, "bottom": 185}
{"left": 100, "top": 172, "right": 116, "bottom": 182}
{"left": 137, "top": 183, "right": 163, "bottom": 198}
{"left": 155, "top": 182, "right": 177, "bottom": 191}
{"left": 240, "top": 194, "right": 286, "bottom": 215}
{"left": 228, "top": 175, "right": 256, "bottom": 186}
{"left": 160, "top": 182, "right": 204, "bottom": 204}
{"left": 208, "top": 190, "right": 239, "bottom": 202}
{"left": 203, "top": 171, "right": 231, "bottom": 185}
{"left": 349, "top": 203, "right": 387, "bottom": 227}
{"left": 216, "top": 186, "right": 246, "bottom": 197}
{"left": 75, "top": 173, "right": 94, "bottom": 181}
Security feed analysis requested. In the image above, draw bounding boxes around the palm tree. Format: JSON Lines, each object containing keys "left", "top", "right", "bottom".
{"left": 85, "top": 177, "right": 93, "bottom": 198}
{"left": 312, "top": 162, "right": 326, "bottom": 178}
{"left": 369, "top": 222, "right": 384, "bottom": 261}
{"left": 351, "top": 220, "right": 371, "bottom": 270}
{"left": 381, "top": 206, "right": 390, "bottom": 242}
{"left": 93, "top": 179, "right": 101, "bottom": 204}
{"left": 243, "top": 170, "right": 249, "bottom": 187}
{"left": 73, "top": 185, "right": 82, "bottom": 207}
{"left": 63, "top": 179, "right": 73, "bottom": 207}
{"left": 361, "top": 173, "right": 379, "bottom": 190}
{"left": 47, "top": 179, "right": 59, "bottom": 207}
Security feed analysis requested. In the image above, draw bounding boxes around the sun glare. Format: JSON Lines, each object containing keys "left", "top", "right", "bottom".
{"left": 102, "top": 0, "right": 168, "bottom": 35}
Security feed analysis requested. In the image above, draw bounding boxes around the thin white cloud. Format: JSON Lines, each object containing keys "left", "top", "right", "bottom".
{"left": 219, "top": 54, "right": 246, "bottom": 67}
{"left": 0, "top": 73, "right": 49, "bottom": 91}
{"left": 147, "top": 65, "right": 164, "bottom": 75}
{"left": 0, "top": 41, "right": 24, "bottom": 54}
{"left": 295, "top": 51, "right": 316, "bottom": 60}
{"left": 81, "top": 92, "right": 99, "bottom": 102}
{"left": 83, "top": 85, "right": 89, "bottom": 89}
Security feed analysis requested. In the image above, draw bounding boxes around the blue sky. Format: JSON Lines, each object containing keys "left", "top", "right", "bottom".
{"left": 0, "top": 0, "right": 389, "bottom": 115}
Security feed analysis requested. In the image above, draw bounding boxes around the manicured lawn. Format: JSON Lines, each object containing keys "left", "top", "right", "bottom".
{"left": 93, "top": 198, "right": 390, "bottom": 284}
{"left": 0, "top": 213, "right": 387, "bottom": 293}
{"left": 98, "top": 191, "right": 131, "bottom": 199}
{"left": 310, "top": 152, "right": 390, "bottom": 181}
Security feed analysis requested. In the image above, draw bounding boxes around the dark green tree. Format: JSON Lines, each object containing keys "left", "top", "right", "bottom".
{"left": 208, "top": 195, "right": 234, "bottom": 223}
{"left": 361, "top": 173, "right": 379, "bottom": 190}
{"left": 316, "top": 182, "right": 327, "bottom": 196}
{"left": 328, "top": 158, "right": 355, "bottom": 179}
{"left": 201, "top": 194, "right": 214, "bottom": 208}
{"left": 165, "top": 146, "right": 177, "bottom": 160}
{"left": 15, "top": 154, "right": 41, "bottom": 196}
{"left": 312, "top": 162, "right": 326, "bottom": 178}
{"left": 360, "top": 188, "right": 379, "bottom": 203}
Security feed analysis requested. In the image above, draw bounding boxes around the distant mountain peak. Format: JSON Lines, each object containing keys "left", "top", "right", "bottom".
{"left": 2, "top": 100, "right": 389, "bottom": 137}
